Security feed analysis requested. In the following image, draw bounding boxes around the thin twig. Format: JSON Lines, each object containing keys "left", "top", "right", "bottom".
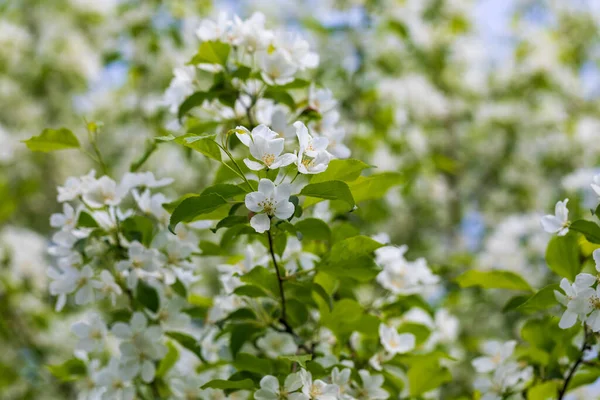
{"left": 558, "top": 326, "right": 590, "bottom": 399}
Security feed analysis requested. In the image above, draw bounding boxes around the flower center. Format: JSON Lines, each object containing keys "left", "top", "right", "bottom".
{"left": 589, "top": 295, "right": 600, "bottom": 309}
{"left": 258, "top": 198, "right": 275, "bottom": 216}
{"left": 262, "top": 153, "right": 275, "bottom": 166}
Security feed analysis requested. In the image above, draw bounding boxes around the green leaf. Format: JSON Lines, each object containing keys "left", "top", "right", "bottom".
{"left": 347, "top": 172, "right": 402, "bottom": 203}
{"left": 527, "top": 380, "right": 559, "bottom": 400}
{"left": 279, "top": 354, "right": 312, "bottom": 369}
{"left": 516, "top": 284, "right": 560, "bottom": 313}
{"left": 121, "top": 215, "right": 155, "bottom": 247}
{"left": 47, "top": 359, "right": 87, "bottom": 382}
{"left": 23, "top": 128, "right": 80, "bottom": 152}
{"left": 295, "top": 218, "right": 331, "bottom": 241}
{"left": 177, "top": 92, "right": 214, "bottom": 120}
{"left": 407, "top": 358, "right": 452, "bottom": 396}
{"left": 312, "top": 283, "right": 333, "bottom": 311}
{"left": 157, "top": 341, "right": 179, "bottom": 377}
{"left": 239, "top": 266, "right": 279, "bottom": 296}
{"left": 189, "top": 41, "right": 231, "bottom": 66}
{"left": 545, "top": 235, "right": 581, "bottom": 281}
{"left": 233, "top": 284, "right": 269, "bottom": 298}
{"left": 276, "top": 78, "right": 310, "bottom": 89}
{"left": 169, "top": 193, "right": 228, "bottom": 232}
{"left": 136, "top": 281, "right": 160, "bottom": 312}
{"left": 165, "top": 331, "right": 202, "bottom": 359}
{"left": 570, "top": 220, "right": 600, "bottom": 244}
{"left": 229, "top": 323, "right": 263, "bottom": 358}
{"left": 201, "top": 378, "right": 255, "bottom": 390}
{"left": 187, "top": 121, "right": 221, "bottom": 135}
{"left": 310, "top": 159, "right": 371, "bottom": 184}
{"left": 300, "top": 180, "right": 355, "bottom": 209}
{"left": 175, "top": 133, "right": 222, "bottom": 161}
{"left": 455, "top": 270, "right": 533, "bottom": 292}
{"left": 213, "top": 215, "right": 248, "bottom": 232}
{"left": 322, "top": 299, "right": 365, "bottom": 342}
{"left": 263, "top": 88, "right": 296, "bottom": 109}
{"left": 234, "top": 353, "right": 272, "bottom": 375}
{"left": 171, "top": 279, "right": 187, "bottom": 299}
{"left": 77, "top": 212, "right": 98, "bottom": 228}
{"left": 320, "top": 236, "right": 383, "bottom": 282}
{"left": 202, "top": 183, "right": 245, "bottom": 198}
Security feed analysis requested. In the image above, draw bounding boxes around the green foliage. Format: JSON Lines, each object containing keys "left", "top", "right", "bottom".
{"left": 516, "top": 284, "right": 560, "bottom": 313}
{"left": 456, "top": 270, "right": 533, "bottom": 291}
{"left": 175, "top": 133, "right": 222, "bottom": 161}
{"left": 136, "top": 280, "right": 160, "bottom": 312}
{"left": 570, "top": 220, "right": 600, "bottom": 244}
{"left": 201, "top": 379, "right": 255, "bottom": 390}
{"left": 189, "top": 41, "right": 231, "bottom": 66}
{"left": 46, "top": 359, "right": 87, "bottom": 382}
{"left": 545, "top": 235, "right": 581, "bottom": 281}
{"left": 169, "top": 193, "right": 228, "bottom": 232}
{"left": 23, "top": 128, "right": 80, "bottom": 152}
{"left": 300, "top": 180, "right": 355, "bottom": 209}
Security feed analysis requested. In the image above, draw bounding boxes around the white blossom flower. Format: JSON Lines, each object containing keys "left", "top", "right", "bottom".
{"left": 57, "top": 170, "right": 96, "bottom": 202}
{"left": 111, "top": 312, "right": 167, "bottom": 383}
{"left": 555, "top": 278, "right": 596, "bottom": 329}
{"left": 254, "top": 373, "right": 306, "bottom": 400}
{"left": 294, "top": 121, "right": 331, "bottom": 174}
{"left": 472, "top": 340, "right": 517, "bottom": 373}
{"left": 164, "top": 66, "right": 196, "bottom": 114}
{"left": 272, "top": 32, "right": 319, "bottom": 70}
{"left": 378, "top": 324, "right": 415, "bottom": 355}
{"left": 50, "top": 203, "right": 79, "bottom": 231}
{"left": 354, "top": 370, "right": 389, "bottom": 400}
{"left": 591, "top": 174, "right": 600, "bottom": 197}
{"left": 299, "top": 370, "right": 339, "bottom": 400}
{"left": 259, "top": 50, "right": 297, "bottom": 86}
{"left": 237, "top": 124, "right": 296, "bottom": 170}
{"left": 95, "top": 270, "right": 122, "bottom": 306}
{"left": 116, "top": 241, "right": 164, "bottom": 289}
{"left": 245, "top": 179, "right": 295, "bottom": 233}
{"left": 330, "top": 367, "right": 352, "bottom": 399}
{"left": 83, "top": 176, "right": 123, "bottom": 208}
{"left": 196, "top": 12, "right": 231, "bottom": 42}
{"left": 95, "top": 358, "right": 136, "bottom": 400}
{"left": 540, "top": 198, "right": 569, "bottom": 236}
{"left": 133, "top": 189, "right": 170, "bottom": 224}
{"left": 119, "top": 172, "right": 173, "bottom": 193}
{"left": 256, "top": 331, "right": 298, "bottom": 358}
{"left": 71, "top": 313, "right": 107, "bottom": 352}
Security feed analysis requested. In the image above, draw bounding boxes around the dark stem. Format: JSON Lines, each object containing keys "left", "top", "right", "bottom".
{"left": 267, "top": 229, "right": 287, "bottom": 322}
{"left": 558, "top": 326, "right": 590, "bottom": 399}
{"left": 130, "top": 139, "right": 157, "bottom": 172}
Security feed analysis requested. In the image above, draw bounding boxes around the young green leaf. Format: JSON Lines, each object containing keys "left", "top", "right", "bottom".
{"left": 23, "top": 128, "right": 80, "bottom": 152}
{"left": 300, "top": 180, "right": 355, "bottom": 210}
{"left": 455, "top": 270, "right": 533, "bottom": 292}
{"left": 545, "top": 235, "right": 581, "bottom": 281}
{"left": 169, "top": 193, "right": 228, "bottom": 232}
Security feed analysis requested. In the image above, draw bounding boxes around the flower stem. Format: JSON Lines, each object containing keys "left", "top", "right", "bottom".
{"left": 558, "top": 326, "right": 590, "bottom": 399}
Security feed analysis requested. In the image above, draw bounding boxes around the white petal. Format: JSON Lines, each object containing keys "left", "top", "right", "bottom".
{"left": 141, "top": 360, "right": 155, "bottom": 383}
{"left": 244, "top": 158, "right": 266, "bottom": 171}
{"left": 575, "top": 273, "right": 596, "bottom": 288}
{"left": 250, "top": 214, "right": 271, "bottom": 233}
{"left": 258, "top": 178, "right": 275, "bottom": 196}
{"left": 260, "top": 375, "right": 280, "bottom": 392}
{"left": 540, "top": 216, "right": 562, "bottom": 233}
{"left": 272, "top": 153, "right": 297, "bottom": 169}
{"left": 559, "top": 310, "right": 578, "bottom": 329}
{"left": 245, "top": 192, "right": 267, "bottom": 213}
{"left": 274, "top": 201, "right": 294, "bottom": 220}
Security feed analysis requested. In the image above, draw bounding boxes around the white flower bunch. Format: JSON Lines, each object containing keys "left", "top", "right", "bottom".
{"left": 472, "top": 340, "right": 533, "bottom": 400}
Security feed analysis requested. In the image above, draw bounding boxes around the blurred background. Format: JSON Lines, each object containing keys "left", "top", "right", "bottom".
{"left": 2, "top": 0, "right": 600, "bottom": 398}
